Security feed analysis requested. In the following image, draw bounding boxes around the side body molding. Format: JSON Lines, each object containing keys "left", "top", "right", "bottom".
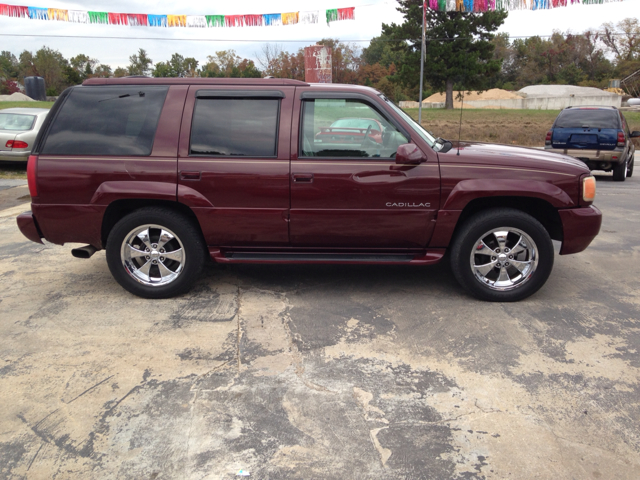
{"left": 441, "top": 179, "right": 575, "bottom": 211}
{"left": 90, "top": 181, "right": 178, "bottom": 205}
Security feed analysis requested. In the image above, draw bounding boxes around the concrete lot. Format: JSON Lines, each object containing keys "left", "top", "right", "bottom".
{"left": 0, "top": 176, "right": 639, "bottom": 480}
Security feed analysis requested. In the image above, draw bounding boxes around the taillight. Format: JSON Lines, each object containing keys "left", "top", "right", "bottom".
{"left": 27, "top": 155, "right": 38, "bottom": 198}
{"left": 5, "top": 140, "right": 29, "bottom": 149}
{"left": 582, "top": 176, "right": 596, "bottom": 203}
{"left": 545, "top": 131, "right": 552, "bottom": 145}
{"left": 617, "top": 131, "right": 625, "bottom": 147}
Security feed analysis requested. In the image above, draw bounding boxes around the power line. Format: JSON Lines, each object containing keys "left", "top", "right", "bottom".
{"left": 0, "top": 32, "right": 632, "bottom": 43}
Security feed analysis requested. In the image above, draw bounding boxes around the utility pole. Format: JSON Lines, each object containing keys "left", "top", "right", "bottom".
{"left": 418, "top": 2, "right": 426, "bottom": 125}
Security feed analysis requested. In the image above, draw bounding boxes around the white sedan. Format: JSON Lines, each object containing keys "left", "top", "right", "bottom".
{"left": 0, "top": 108, "right": 50, "bottom": 162}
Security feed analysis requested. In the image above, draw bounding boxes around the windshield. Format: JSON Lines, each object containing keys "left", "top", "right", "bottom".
{"left": 555, "top": 109, "right": 619, "bottom": 129}
{"left": 0, "top": 113, "right": 36, "bottom": 131}
{"left": 380, "top": 95, "right": 436, "bottom": 148}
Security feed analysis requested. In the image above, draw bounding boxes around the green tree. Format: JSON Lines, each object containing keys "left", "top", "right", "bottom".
{"left": 200, "top": 50, "right": 261, "bottom": 78}
{"left": 93, "top": 64, "right": 113, "bottom": 78}
{"left": 128, "top": 48, "right": 153, "bottom": 76}
{"left": 19, "top": 47, "right": 69, "bottom": 95}
{"left": 114, "top": 67, "right": 129, "bottom": 77}
{"left": 153, "top": 54, "right": 200, "bottom": 78}
{"left": 362, "top": 34, "right": 405, "bottom": 68}
{"left": 0, "top": 51, "right": 19, "bottom": 79}
{"left": 70, "top": 54, "right": 98, "bottom": 80}
{"left": 383, "top": 0, "right": 507, "bottom": 109}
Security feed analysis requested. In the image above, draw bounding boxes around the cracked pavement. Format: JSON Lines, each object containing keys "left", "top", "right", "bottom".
{"left": 1, "top": 175, "right": 639, "bottom": 479}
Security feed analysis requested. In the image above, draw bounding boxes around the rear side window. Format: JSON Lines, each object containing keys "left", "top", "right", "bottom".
{"left": 42, "top": 86, "right": 168, "bottom": 156}
{"left": 0, "top": 113, "right": 35, "bottom": 131}
{"left": 190, "top": 99, "right": 279, "bottom": 156}
{"left": 554, "top": 109, "right": 620, "bottom": 129}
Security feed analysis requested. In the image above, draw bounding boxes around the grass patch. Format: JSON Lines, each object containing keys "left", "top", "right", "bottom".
{"left": 0, "top": 164, "right": 27, "bottom": 180}
{"left": 0, "top": 102, "right": 54, "bottom": 110}
{"left": 404, "top": 108, "right": 640, "bottom": 147}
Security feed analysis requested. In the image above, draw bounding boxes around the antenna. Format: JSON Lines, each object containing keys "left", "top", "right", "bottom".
{"left": 457, "top": 89, "right": 464, "bottom": 156}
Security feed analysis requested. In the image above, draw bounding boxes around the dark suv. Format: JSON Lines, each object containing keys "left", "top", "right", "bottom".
{"left": 18, "top": 78, "right": 602, "bottom": 302}
{"left": 545, "top": 106, "right": 639, "bottom": 181}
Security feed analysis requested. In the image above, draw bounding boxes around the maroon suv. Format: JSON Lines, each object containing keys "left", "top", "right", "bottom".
{"left": 17, "top": 78, "right": 601, "bottom": 301}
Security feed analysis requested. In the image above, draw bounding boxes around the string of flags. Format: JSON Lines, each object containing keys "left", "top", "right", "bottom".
{"left": 0, "top": 4, "right": 356, "bottom": 27}
{"left": 0, "top": 0, "right": 623, "bottom": 28}
{"left": 425, "top": 0, "right": 621, "bottom": 11}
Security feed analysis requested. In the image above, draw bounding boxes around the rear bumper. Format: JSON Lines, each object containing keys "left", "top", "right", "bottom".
{"left": 0, "top": 151, "right": 30, "bottom": 162}
{"left": 16, "top": 211, "right": 44, "bottom": 244}
{"left": 545, "top": 147, "right": 624, "bottom": 164}
{"left": 558, "top": 205, "right": 602, "bottom": 255}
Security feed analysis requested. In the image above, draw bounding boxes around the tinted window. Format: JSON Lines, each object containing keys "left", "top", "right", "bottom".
{"left": 190, "top": 99, "right": 279, "bottom": 156}
{"left": 42, "top": 86, "right": 168, "bottom": 156}
{"left": 0, "top": 113, "right": 35, "bottom": 131}
{"left": 555, "top": 109, "right": 620, "bottom": 129}
{"left": 300, "top": 99, "right": 408, "bottom": 158}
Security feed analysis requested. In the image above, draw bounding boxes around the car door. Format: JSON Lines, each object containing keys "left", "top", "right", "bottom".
{"left": 178, "top": 86, "right": 294, "bottom": 247}
{"left": 289, "top": 91, "right": 440, "bottom": 249}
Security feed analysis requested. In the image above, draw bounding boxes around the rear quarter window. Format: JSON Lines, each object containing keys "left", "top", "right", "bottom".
{"left": 554, "top": 109, "right": 620, "bottom": 129}
{"left": 41, "top": 86, "right": 168, "bottom": 156}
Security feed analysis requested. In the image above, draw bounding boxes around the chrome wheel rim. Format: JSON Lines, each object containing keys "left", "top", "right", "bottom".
{"left": 470, "top": 227, "right": 539, "bottom": 291}
{"left": 121, "top": 224, "right": 185, "bottom": 287}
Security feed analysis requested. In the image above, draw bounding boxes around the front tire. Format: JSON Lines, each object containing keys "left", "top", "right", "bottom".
{"left": 450, "top": 209, "right": 554, "bottom": 302}
{"left": 613, "top": 158, "right": 628, "bottom": 181}
{"left": 106, "top": 208, "right": 206, "bottom": 299}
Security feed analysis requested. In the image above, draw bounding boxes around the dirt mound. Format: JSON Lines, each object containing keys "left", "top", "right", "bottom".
{"left": 423, "top": 88, "right": 524, "bottom": 104}
{"left": 0, "top": 92, "right": 34, "bottom": 102}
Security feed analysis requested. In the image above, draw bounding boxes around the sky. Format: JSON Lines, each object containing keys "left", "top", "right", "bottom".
{"left": 1, "top": 0, "right": 639, "bottom": 69}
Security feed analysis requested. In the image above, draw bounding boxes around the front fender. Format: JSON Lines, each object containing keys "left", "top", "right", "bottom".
{"left": 442, "top": 179, "right": 575, "bottom": 211}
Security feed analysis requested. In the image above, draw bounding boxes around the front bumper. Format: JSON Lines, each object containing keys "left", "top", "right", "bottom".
{"left": 0, "top": 151, "right": 30, "bottom": 162}
{"left": 16, "top": 211, "right": 43, "bottom": 244}
{"left": 558, "top": 205, "right": 602, "bottom": 255}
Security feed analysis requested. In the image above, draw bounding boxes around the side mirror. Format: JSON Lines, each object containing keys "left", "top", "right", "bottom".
{"left": 630, "top": 131, "right": 640, "bottom": 138}
{"left": 396, "top": 143, "right": 427, "bottom": 165}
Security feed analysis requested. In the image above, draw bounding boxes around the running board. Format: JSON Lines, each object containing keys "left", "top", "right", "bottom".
{"left": 209, "top": 249, "right": 445, "bottom": 265}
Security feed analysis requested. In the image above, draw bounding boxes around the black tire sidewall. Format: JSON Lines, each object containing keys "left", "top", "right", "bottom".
{"left": 613, "top": 158, "right": 628, "bottom": 181}
{"left": 106, "top": 208, "right": 205, "bottom": 299}
{"left": 450, "top": 209, "right": 554, "bottom": 302}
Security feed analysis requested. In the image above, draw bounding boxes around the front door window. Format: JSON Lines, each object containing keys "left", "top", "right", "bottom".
{"left": 300, "top": 99, "right": 408, "bottom": 159}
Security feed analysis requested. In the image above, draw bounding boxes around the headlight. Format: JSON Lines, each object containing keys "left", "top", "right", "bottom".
{"left": 582, "top": 176, "right": 596, "bottom": 203}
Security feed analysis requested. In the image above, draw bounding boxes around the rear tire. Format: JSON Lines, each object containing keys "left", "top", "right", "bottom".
{"left": 450, "top": 208, "right": 554, "bottom": 302}
{"left": 613, "top": 158, "right": 628, "bottom": 181}
{"left": 106, "top": 207, "right": 206, "bottom": 299}
{"left": 627, "top": 155, "right": 634, "bottom": 178}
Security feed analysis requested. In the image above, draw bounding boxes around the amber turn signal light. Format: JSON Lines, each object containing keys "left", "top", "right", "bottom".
{"left": 582, "top": 176, "right": 596, "bottom": 203}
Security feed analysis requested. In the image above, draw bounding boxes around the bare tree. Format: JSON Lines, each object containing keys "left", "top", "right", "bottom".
{"left": 255, "top": 43, "right": 284, "bottom": 74}
{"left": 600, "top": 18, "right": 640, "bottom": 63}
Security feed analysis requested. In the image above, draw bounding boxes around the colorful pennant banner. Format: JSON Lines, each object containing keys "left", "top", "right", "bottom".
{"left": 424, "top": 0, "right": 621, "bottom": 10}
{"left": 0, "top": 0, "right": 623, "bottom": 28}
{"left": 0, "top": 3, "right": 357, "bottom": 27}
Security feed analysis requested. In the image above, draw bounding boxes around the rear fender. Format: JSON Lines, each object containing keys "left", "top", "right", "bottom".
{"left": 90, "top": 181, "right": 177, "bottom": 205}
